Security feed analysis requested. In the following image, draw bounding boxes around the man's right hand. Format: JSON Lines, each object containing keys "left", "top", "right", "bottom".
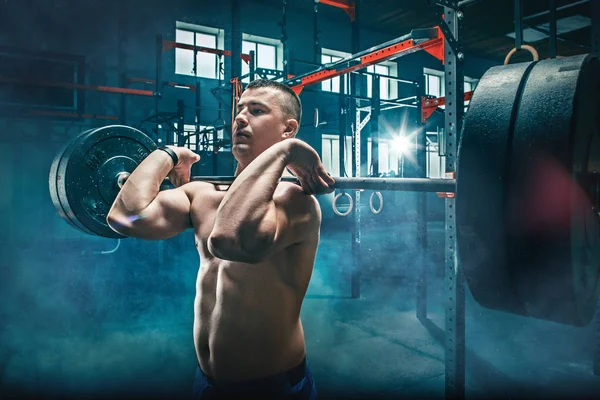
{"left": 286, "top": 139, "right": 335, "bottom": 195}
{"left": 167, "top": 146, "right": 201, "bottom": 187}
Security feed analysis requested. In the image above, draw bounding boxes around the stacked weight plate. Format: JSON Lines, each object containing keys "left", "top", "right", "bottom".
{"left": 49, "top": 125, "right": 157, "bottom": 239}
{"left": 457, "top": 54, "right": 600, "bottom": 326}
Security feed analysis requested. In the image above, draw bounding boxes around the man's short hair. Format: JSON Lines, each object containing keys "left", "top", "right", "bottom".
{"left": 245, "top": 79, "right": 302, "bottom": 127}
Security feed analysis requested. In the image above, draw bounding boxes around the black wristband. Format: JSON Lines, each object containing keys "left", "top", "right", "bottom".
{"left": 157, "top": 146, "right": 179, "bottom": 167}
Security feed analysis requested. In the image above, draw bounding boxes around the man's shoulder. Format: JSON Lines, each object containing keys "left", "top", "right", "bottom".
{"left": 275, "top": 182, "right": 321, "bottom": 219}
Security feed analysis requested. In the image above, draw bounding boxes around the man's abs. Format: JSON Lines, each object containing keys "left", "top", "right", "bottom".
{"left": 193, "top": 259, "right": 308, "bottom": 381}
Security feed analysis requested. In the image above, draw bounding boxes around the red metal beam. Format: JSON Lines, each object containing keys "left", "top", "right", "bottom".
{"left": 289, "top": 27, "right": 444, "bottom": 95}
{"left": 320, "top": 0, "right": 356, "bottom": 21}
{"left": 127, "top": 77, "right": 197, "bottom": 91}
{"left": 162, "top": 41, "right": 252, "bottom": 63}
{"left": 0, "top": 77, "right": 156, "bottom": 97}
{"left": 421, "top": 91, "right": 474, "bottom": 123}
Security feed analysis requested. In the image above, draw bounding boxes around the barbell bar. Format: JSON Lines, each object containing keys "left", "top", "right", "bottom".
{"left": 117, "top": 173, "right": 457, "bottom": 193}
{"left": 48, "top": 53, "right": 600, "bottom": 328}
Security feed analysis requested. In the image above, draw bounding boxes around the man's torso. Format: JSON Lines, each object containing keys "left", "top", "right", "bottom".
{"left": 187, "top": 182, "right": 319, "bottom": 381}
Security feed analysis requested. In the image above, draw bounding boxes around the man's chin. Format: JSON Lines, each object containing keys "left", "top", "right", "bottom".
{"left": 232, "top": 145, "right": 253, "bottom": 160}
{"left": 233, "top": 143, "right": 250, "bottom": 152}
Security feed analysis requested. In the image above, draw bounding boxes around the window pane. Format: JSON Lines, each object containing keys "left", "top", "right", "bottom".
{"left": 257, "top": 43, "right": 276, "bottom": 69}
{"left": 389, "top": 145, "right": 398, "bottom": 174}
{"left": 322, "top": 54, "right": 347, "bottom": 93}
{"left": 345, "top": 136, "right": 353, "bottom": 175}
{"left": 196, "top": 33, "right": 216, "bottom": 47}
{"left": 378, "top": 65, "right": 390, "bottom": 100}
{"left": 366, "top": 65, "right": 391, "bottom": 99}
{"left": 197, "top": 53, "right": 216, "bottom": 79}
{"left": 428, "top": 75, "right": 441, "bottom": 97}
{"left": 176, "top": 49, "right": 194, "bottom": 75}
{"left": 241, "top": 42, "right": 256, "bottom": 82}
{"left": 242, "top": 41, "right": 256, "bottom": 55}
{"left": 375, "top": 65, "right": 388, "bottom": 75}
{"left": 379, "top": 143, "right": 389, "bottom": 173}
{"left": 331, "top": 139, "right": 340, "bottom": 177}
{"left": 322, "top": 138, "right": 332, "bottom": 173}
{"left": 367, "top": 139, "right": 371, "bottom": 173}
{"left": 176, "top": 29, "right": 194, "bottom": 44}
{"left": 331, "top": 76, "right": 340, "bottom": 93}
{"left": 176, "top": 29, "right": 218, "bottom": 79}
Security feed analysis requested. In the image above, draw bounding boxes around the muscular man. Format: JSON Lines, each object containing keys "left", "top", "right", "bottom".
{"left": 106, "top": 79, "right": 335, "bottom": 399}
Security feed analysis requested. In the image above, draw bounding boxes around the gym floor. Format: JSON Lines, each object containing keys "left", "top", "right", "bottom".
{"left": 2, "top": 222, "right": 599, "bottom": 399}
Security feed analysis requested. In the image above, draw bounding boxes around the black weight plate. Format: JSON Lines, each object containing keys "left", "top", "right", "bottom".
{"left": 55, "top": 127, "right": 106, "bottom": 236}
{"left": 507, "top": 54, "right": 600, "bottom": 326}
{"left": 55, "top": 125, "right": 157, "bottom": 238}
{"left": 49, "top": 128, "right": 96, "bottom": 235}
{"left": 456, "top": 61, "right": 535, "bottom": 317}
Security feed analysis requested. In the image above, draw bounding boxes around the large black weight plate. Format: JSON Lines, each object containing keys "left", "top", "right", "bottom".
{"left": 49, "top": 128, "right": 96, "bottom": 235}
{"left": 508, "top": 54, "right": 600, "bottom": 326}
{"left": 456, "top": 61, "right": 535, "bottom": 318}
{"left": 458, "top": 54, "right": 600, "bottom": 326}
{"left": 49, "top": 125, "right": 157, "bottom": 238}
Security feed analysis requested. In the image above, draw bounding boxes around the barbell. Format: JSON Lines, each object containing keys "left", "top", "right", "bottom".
{"left": 49, "top": 54, "right": 600, "bottom": 327}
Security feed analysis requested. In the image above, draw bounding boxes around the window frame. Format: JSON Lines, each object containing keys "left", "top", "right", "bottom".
{"left": 241, "top": 33, "right": 283, "bottom": 83}
{"left": 172, "top": 124, "right": 227, "bottom": 152}
{"left": 175, "top": 22, "right": 225, "bottom": 80}
{"left": 320, "top": 48, "right": 352, "bottom": 94}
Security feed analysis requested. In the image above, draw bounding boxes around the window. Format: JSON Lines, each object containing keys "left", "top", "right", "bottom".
{"left": 321, "top": 134, "right": 356, "bottom": 178}
{"left": 321, "top": 49, "right": 351, "bottom": 94}
{"left": 172, "top": 124, "right": 227, "bottom": 152}
{"left": 175, "top": 22, "right": 224, "bottom": 79}
{"left": 424, "top": 68, "right": 444, "bottom": 98}
{"left": 464, "top": 77, "right": 478, "bottom": 111}
{"left": 366, "top": 137, "right": 400, "bottom": 176}
{"left": 321, "top": 134, "right": 400, "bottom": 178}
{"left": 366, "top": 62, "right": 398, "bottom": 100}
{"left": 426, "top": 131, "right": 445, "bottom": 178}
{"left": 424, "top": 68, "right": 479, "bottom": 111}
{"left": 241, "top": 33, "right": 283, "bottom": 83}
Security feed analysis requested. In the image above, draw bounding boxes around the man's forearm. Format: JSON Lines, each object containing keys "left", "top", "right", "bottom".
{"left": 211, "top": 140, "right": 293, "bottom": 251}
{"left": 110, "top": 150, "right": 174, "bottom": 215}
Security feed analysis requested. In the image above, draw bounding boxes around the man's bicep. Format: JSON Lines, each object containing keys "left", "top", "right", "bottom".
{"left": 108, "top": 187, "right": 193, "bottom": 240}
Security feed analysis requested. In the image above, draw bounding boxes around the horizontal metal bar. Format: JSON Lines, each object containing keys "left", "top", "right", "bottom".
{"left": 523, "top": 0, "right": 588, "bottom": 21}
{"left": 458, "top": 0, "right": 485, "bottom": 8}
{"left": 118, "top": 173, "right": 455, "bottom": 194}
{"left": 188, "top": 176, "right": 456, "bottom": 193}
{"left": 0, "top": 77, "right": 156, "bottom": 97}
{"left": 523, "top": 22, "right": 591, "bottom": 50}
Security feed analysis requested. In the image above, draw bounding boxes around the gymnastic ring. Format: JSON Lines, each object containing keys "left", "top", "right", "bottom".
{"left": 369, "top": 192, "right": 383, "bottom": 215}
{"left": 504, "top": 45, "right": 539, "bottom": 65}
{"left": 333, "top": 192, "right": 353, "bottom": 217}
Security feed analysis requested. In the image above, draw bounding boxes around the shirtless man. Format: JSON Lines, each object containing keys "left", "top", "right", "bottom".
{"left": 106, "top": 79, "right": 335, "bottom": 399}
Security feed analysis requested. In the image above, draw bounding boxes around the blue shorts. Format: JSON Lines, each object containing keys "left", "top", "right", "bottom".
{"left": 193, "top": 358, "right": 317, "bottom": 399}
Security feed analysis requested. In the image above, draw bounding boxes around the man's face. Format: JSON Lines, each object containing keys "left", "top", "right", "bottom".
{"left": 232, "top": 87, "right": 295, "bottom": 163}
